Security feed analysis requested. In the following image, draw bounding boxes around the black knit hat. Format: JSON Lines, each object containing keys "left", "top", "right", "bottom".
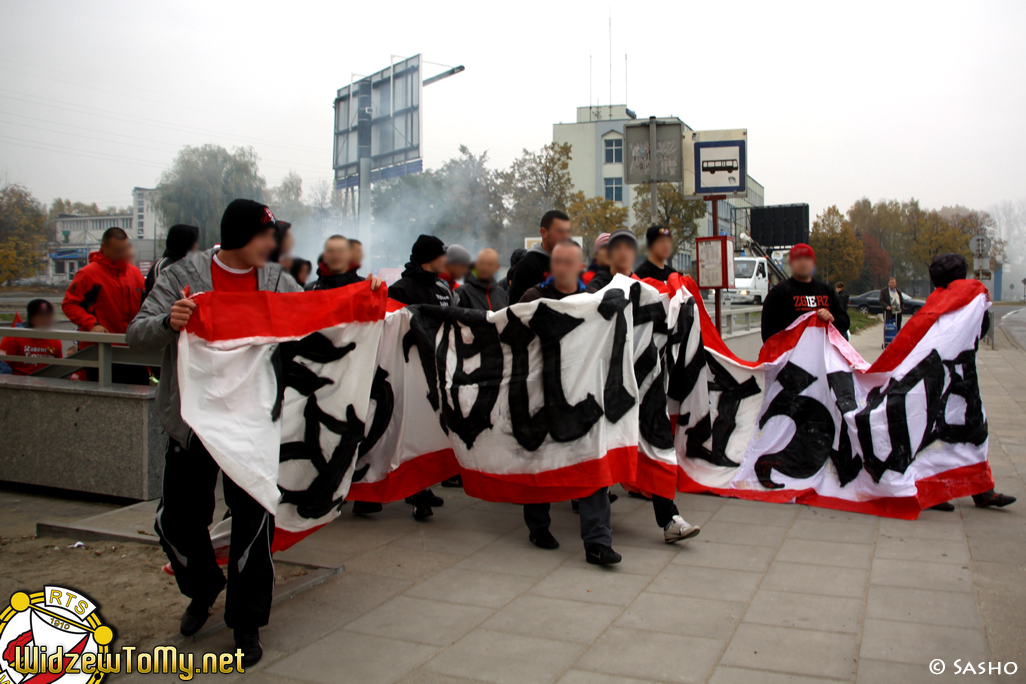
{"left": 608, "top": 228, "right": 638, "bottom": 250}
{"left": 220, "top": 199, "right": 277, "bottom": 250}
{"left": 929, "top": 253, "right": 968, "bottom": 289}
{"left": 26, "top": 299, "right": 53, "bottom": 324}
{"left": 411, "top": 234, "right": 446, "bottom": 265}
{"left": 646, "top": 225, "right": 672, "bottom": 248}
{"left": 509, "top": 248, "right": 527, "bottom": 268}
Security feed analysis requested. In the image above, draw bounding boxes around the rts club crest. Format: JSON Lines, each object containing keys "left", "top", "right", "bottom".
{"left": 0, "top": 586, "right": 113, "bottom": 684}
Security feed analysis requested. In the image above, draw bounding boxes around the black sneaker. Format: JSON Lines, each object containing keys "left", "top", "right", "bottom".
{"left": 413, "top": 505, "right": 433, "bottom": 521}
{"left": 441, "top": 475, "right": 463, "bottom": 488}
{"left": 608, "top": 492, "right": 619, "bottom": 504}
{"left": 585, "top": 544, "right": 622, "bottom": 566}
{"left": 529, "top": 529, "right": 560, "bottom": 550}
{"left": 930, "top": 501, "right": 956, "bottom": 512}
{"left": 233, "top": 628, "right": 263, "bottom": 669}
{"left": 180, "top": 597, "right": 213, "bottom": 636}
{"left": 626, "top": 490, "right": 652, "bottom": 501}
{"left": 571, "top": 499, "right": 580, "bottom": 513}
{"left": 974, "top": 490, "right": 1017, "bottom": 508}
{"left": 405, "top": 489, "right": 445, "bottom": 508}
{"left": 352, "top": 501, "right": 383, "bottom": 516}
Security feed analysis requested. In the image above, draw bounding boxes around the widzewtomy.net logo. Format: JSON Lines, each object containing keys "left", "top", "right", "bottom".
{"left": 0, "top": 587, "right": 246, "bottom": 682}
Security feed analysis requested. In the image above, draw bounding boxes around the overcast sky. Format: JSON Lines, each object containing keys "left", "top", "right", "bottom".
{"left": 1, "top": 0, "right": 1024, "bottom": 221}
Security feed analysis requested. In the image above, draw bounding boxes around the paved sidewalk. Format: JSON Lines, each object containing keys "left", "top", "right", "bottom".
{"left": 9, "top": 323, "right": 1023, "bottom": 684}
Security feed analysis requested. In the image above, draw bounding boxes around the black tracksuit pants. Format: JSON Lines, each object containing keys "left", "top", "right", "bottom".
{"left": 154, "top": 436, "right": 275, "bottom": 630}
{"left": 652, "top": 494, "right": 679, "bottom": 528}
{"left": 524, "top": 488, "right": 612, "bottom": 547}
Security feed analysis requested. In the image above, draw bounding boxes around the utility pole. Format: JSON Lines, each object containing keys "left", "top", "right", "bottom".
{"left": 648, "top": 116, "right": 659, "bottom": 224}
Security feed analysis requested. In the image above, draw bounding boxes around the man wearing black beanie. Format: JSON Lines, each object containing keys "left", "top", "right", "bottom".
{"left": 127, "top": 198, "right": 382, "bottom": 666}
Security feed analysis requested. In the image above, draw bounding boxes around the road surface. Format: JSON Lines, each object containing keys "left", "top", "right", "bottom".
{"left": 996, "top": 304, "right": 1026, "bottom": 349}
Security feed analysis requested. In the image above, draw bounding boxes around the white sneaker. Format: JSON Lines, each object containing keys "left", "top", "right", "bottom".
{"left": 664, "top": 515, "right": 701, "bottom": 544}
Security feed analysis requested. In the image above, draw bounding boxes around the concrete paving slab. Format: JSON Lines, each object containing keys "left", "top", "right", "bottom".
{"left": 759, "top": 561, "right": 869, "bottom": 599}
{"left": 482, "top": 594, "right": 623, "bottom": 645}
{"left": 422, "top": 628, "right": 584, "bottom": 684}
{"left": 616, "top": 592, "right": 746, "bottom": 640}
{"left": 859, "top": 618, "right": 990, "bottom": 667}
{"left": 742, "top": 589, "right": 863, "bottom": 634}
{"left": 671, "top": 539, "right": 778, "bottom": 573}
{"left": 575, "top": 627, "right": 723, "bottom": 683}
{"left": 267, "top": 630, "right": 439, "bottom": 684}
{"left": 403, "top": 566, "right": 535, "bottom": 608}
{"left": 648, "top": 564, "right": 763, "bottom": 603}
{"left": 529, "top": 565, "right": 651, "bottom": 606}
{"left": 720, "top": 623, "right": 858, "bottom": 680}
{"left": 344, "top": 595, "right": 492, "bottom": 646}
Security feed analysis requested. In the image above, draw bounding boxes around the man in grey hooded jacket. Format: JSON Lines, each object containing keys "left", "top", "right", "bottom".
{"left": 126, "top": 199, "right": 302, "bottom": 667}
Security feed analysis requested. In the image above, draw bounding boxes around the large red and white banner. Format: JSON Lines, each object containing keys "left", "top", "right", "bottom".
{"left": 177, "top": 273, "right": 994, "bottom": 553}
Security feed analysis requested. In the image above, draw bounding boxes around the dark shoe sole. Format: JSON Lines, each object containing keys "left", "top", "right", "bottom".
{"left": 586, "top": 553, "right": 622, "bottom": 566}
{"left": 413, "top": 506, "right": 433, "bottom": 521}
{"left": 529, "top": 533, "right": 560, "bottom": 550}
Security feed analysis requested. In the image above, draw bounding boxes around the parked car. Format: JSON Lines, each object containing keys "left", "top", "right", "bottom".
{"left": 847, "top": 290, "right": 925, "bottom": 315}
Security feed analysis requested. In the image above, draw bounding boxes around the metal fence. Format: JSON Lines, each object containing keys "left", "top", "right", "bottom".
{"left": 0, "top": 327, "right": 161, "bottom": 387}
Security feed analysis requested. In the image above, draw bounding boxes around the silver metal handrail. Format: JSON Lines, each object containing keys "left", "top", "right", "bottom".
{"left": 0, "top": 328, "right": 160, "bottom": 387}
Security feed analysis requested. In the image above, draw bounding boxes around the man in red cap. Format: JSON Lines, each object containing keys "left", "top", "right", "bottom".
{"left": 760, "top": 243, "right": 849, "bottom": 342}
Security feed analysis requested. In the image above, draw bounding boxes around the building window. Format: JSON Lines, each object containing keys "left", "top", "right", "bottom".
{"left": 604, "top": 177, "right": 623, "bottom": 203}
{"left": 138, "top": 220, "right": 144, "bottom": 228}
{"left": 54, "top": 261, "right": 66, "bottom": 275}
{"left": 604, "top": 138, "right": 623, "bottom": 164}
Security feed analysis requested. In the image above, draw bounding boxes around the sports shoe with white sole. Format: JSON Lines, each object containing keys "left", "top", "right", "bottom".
{"left": 663, "top": 515, "right": 701, "bottom": 544}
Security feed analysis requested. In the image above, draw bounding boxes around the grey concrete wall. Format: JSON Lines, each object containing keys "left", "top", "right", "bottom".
{"left": 723, "top": 330, "right": 763, "bottom": 362}
{"left": 0, "top": 376, "right": 164, "bottom": 499}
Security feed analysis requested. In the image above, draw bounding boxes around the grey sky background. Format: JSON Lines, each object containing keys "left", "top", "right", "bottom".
{"left": 1, "top": 0, "right": 1024, "bottom": 220}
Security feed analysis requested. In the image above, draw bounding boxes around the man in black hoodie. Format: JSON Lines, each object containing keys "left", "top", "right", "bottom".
{"left": 760, "top": 244, "right": 849, "bottom": 342}
{"left": 507, "top": 210, "right": 571, "bottom": 303}
{"left": 145, "top": 224, "right": 200, "bottom": 294}
{"left": 457, "top": 248, "right": 508, "bottom": 311}
{"left": 305, "top": 235, "right": 364, "bottom": 291}
{"left": 389, "top": 235, "right": 454, "bottom": 307}
{"left": 635, "top": 225, "right": 678, "bottom": 281}
{"left": 498, "top": 248, "right": 526, "bottom": 293}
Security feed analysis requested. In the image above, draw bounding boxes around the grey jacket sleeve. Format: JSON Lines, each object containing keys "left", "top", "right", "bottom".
{"left": 278, "top": 271, "right": 304, "bottom": 293}
{"left": 126, "top": 266, "right": 180, "bottom": 351}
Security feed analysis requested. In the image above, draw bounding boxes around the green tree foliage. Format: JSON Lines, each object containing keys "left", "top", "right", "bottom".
{"left": 630, "top": 182, "right": 706, "bottom": 257}
{"left": 568, "top": 192, "right": 629, "bottom": 252}
{"left": 810, "top": 205, "right": 865, "bottom": 285}
{"left": 155, "top": 144, "right": 266, "bottom": 248}
{"left": 498, "top": 142, "right": 574, "bottom": 248}
{"left": 0, "top": 183, "right": 48, "bottom": 284}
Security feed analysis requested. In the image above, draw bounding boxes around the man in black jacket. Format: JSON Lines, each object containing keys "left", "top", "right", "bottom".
{"left": 305, "top": 235, "right": 364, "bottom": 291}
{"left": 498, "top": 248, "right": 526, "bottom": 293}
{"left": 389, "top": 235, "right": 454, "bottom": 308}
{"left": 457, "top": 248, "right": 508, "bottom": 311}
{"left": 635, "top": 225, "right": 678, "bottom": 281}
{"left": 761, "top": 244, "right": 849, "bottom": 342}
{"left": 507, "top": 210, "right": 571, "bottom": 303}
{"left": 519, "top": 241, "right": 621, "bottom": 566}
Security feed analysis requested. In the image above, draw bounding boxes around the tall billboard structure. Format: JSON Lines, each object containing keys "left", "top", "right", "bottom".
{"left": 334, "top": 55, "right": 424, "bottom": 244}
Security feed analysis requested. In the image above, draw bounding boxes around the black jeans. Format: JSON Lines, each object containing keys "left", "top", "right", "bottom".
{"left": 652, "top": 494, "right": 680, "bottom": 528}
{"left": 523, "top": 488, "right": 612, "bottom": 547}
{"left": 154, "top": 436, "right": 275, "bottom": 630}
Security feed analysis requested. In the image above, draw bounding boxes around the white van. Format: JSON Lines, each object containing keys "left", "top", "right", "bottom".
{"left": 729, "top": 256, "right": 771, "bottom": 305}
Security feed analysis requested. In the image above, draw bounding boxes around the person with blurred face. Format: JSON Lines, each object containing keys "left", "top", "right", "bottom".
{"left": 583, "top": 233, "right": 611, "bottom": 285}
{"left": 441, "top": 244, "right": 471, "bottom": 291}
{"left": 508, "top": 210, "right": 571, "bottom": 303}
{"left": 456, "top": 248, "right": 508, "bottom": 311}
{"left": 269, "top": 221, "right": 294, "bottom": 271}
{"left": 127, "top": 199, "right": 383, "bottom": 668}
{"left": 635, "top": 225, "right": 677, "bottom": 281}
{"left": 518, "top": 241, "right": 620, "bottom": 566}
{"left": 0, "top": 299, "right": 66, "bottom": 375}
{"left": 146, "top": 224, "right": 200, "bottom": 294}
{"left": 585, "top": 229, "right": 702, "bottom": 544}
{"left": 306, "top": 236, "right": 368, "bottom": 291}
{"left": 760, "top": 243, "right": 849, "bottom": 342}
{"left": 348, "top": 239, "right": 364, "bottom": 276}
{"left": 289, "top": 259, "right": 312, "bottom": 287}
{"left": 879, "top": 276, "right": 904, "bottom": 330}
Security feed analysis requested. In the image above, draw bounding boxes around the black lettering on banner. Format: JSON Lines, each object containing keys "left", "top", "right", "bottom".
{"left": 630, "top": 283, "right": 674, "bottom": 450}
{"left": 932, "top": 347, "right": 988, "bottom": 447}
{"left": 685, "top": 355, "right": 761, "bottom": 468}
{"left": 436, "top": 310, "right": 503, "bottom": 449}
{"left": 499, "top": 304, "right": 605, "bottom": 451}
{"left": 351, "top": 367, "right": 394, "bottom": 484}
{"left": 826, "top": 371, "right": 863, "bottom": 486}
{"left": 858, "top": 350, "right": 945, "bottom": 483}
{"left": 275, "top": 332, "right": 363, "bottom": 520}
{"left": 596, "top": 288, "right": 635, "bottom": 423}
{"left": 667, "top": 301, "right": 704, "bottom": 402}
{"left": 754, "top": 362, "right": 836, "bottom": 489}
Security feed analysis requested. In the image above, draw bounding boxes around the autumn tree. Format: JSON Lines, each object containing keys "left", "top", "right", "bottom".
{"left": 810, "top": 205, "right": 864, "bottom": 284}
{"left": 0, "top": 183, "right": 48, "bottom": 284}
{"left": 156, "top": 144, "right": 266, "bottom": 248}
{"left": 499, "top": 142, "right": 574, "bottom": 250}
{"left": 629, "top": 183, "right": 706, "bottom": 257}
{"left": 567, "top": 192, "right": 629, "bottom": 252}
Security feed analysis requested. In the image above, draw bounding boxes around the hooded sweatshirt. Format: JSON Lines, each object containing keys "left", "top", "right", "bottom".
{"left": 507, "top": 242, "right": 551, "bottom": 304}
{"left": 456, "top": 273, "right": 508, "bottom": 311}
{"left": 305, "top": 270, "right": 364, "bottom": 291}
{"left": 63, "top": 251, "right": 145, "bottom": 333}
{"left": 388, "top": 262, "right": 454, "bottom": 307}
{"left": 146, "top": 224, "right": 200, "bottom": 294}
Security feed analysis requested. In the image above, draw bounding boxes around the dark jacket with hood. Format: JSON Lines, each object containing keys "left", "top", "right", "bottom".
{"left": 507, "top": 243, "right": 551, "bottom": 304}
{"left": 305, "top": 270, "right": 364, "bottom": 291}
{"left": 146, "top": 224, "right": 200, "bottom": 294}
{"left": 389, "top": 263, "right": 454, "bottom": 307}
{"left": 520, "top": 275, "right": 586, "bottom": 303}
{"left": 457, "top": 273, "right": 508, "bottom": 311}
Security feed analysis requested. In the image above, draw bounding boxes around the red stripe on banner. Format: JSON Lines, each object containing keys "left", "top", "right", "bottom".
{"left": 630, "top": 452, "right": 678, "bottom": 500}
{"left": 461, "top": 446, "right": 638, "bottom": 504}
{"left": 270, "top": 523, "right": 329, "bottom": 555}
{"left": 757, "top": 313, "right": 827, "bottom": 364}
{"left": 676, "top": 460, "right": 995, "bottom": 520}
{"left": 868, "top": 279, "right": 987, "bottom": 373}
{"left": 186, "top": 280, "right": 389, "bottom": 342}
{"left": 346, "top": 448, "right": 460, "bottom": 503}
{"left": 669, "top": 273, "right": 761, "bottom": 369}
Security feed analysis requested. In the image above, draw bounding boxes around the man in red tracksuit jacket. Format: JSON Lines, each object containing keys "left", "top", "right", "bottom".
{"left": 62, "top": 226, "right": 147, "bottom": 383}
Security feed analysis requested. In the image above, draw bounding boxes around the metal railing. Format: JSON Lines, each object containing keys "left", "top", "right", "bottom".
{"left": 0, "top": 327, "right": 161, "bottom": 387}
{"left": 719, "top": 305, "right": 762, "bottom": 336}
